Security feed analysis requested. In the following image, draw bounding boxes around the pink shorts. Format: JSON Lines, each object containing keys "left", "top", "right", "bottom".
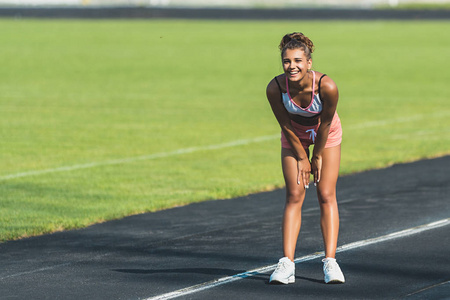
{"left": 281, "top": 113, "right": 342, "bottom": 149}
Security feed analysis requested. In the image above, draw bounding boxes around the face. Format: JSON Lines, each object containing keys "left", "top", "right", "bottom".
{"left": 282, "top": 48, "right": 312, "bottom": 82}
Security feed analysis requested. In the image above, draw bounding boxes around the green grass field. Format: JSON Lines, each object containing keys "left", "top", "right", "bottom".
{"left": 1, "top": 19, "right": 449, "bottom": 242}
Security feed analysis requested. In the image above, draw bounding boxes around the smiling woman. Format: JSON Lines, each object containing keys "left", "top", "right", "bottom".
{"left": 266, "top": 32, "right": 345, "bottom": 285}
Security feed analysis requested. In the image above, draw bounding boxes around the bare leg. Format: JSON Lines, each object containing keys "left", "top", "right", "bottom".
{"left": 316, "top": 145, "right": 341, "bottom": 258}
{"left": 281, "top": 147, "right": 307, "bottom": 261}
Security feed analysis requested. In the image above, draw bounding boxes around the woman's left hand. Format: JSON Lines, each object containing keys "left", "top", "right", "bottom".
{"left": 311, "top": 155, "right": 322, "bottom": 185}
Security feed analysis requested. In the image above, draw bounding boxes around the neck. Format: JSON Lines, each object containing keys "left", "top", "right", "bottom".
{"left": 290, "top": 70, "right": 312, "bottom": 90}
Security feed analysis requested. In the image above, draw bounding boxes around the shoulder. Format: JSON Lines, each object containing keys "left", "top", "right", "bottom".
{"left": 266, "top": 74, "right": 285, "bottom": 97}
{"left": 316, "top": 72, "right": 337, "bottom": 92}
{"left": 317, "top": 72, "right": 338, "bottom": 98}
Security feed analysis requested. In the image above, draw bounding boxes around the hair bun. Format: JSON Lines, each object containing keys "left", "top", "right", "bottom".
{"left": 279, "top": 32, "right": 315, "bottom": 55}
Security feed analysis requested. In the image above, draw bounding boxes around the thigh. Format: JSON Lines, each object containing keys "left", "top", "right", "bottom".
{"left": 282, "top": 147, "right": 307, "bottom": 197}
{"left": 317, "top": 144, "right": 341, "bottom": 193}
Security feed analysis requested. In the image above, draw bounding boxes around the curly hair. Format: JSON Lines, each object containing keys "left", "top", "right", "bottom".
{"left": 279, "top": 32, "right": 315, "bottom": 60}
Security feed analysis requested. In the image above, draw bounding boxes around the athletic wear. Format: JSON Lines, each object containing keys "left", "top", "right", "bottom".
{"left": 322, "top": 258, "right": 345, "bottom": 283}
{"left": 276, "top": 71, "right": 324, "bottom": 118}
{"left": 269, "top": 257, "right": 295, "bottom": 284}
{"left": 274, "top": 71, "right": 342, "bottom": 149}
{"left": 280, "top": 112, "right": 342, "bottom": 149}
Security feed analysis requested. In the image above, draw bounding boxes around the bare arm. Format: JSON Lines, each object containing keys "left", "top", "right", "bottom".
{"left": 311, "top": 76, "right": 339, "bottom": 184}
{"left": 266, "top": 78, "right": 311, "bottom": 187}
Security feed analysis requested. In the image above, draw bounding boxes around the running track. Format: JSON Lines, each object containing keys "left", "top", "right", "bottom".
{"left": 0, "top": 156, "right": 449, "bottom": 299}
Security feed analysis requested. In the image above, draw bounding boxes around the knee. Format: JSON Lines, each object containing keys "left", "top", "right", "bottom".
{"left": 286, "top": 189, "right": 305, "bottom": 205}
{"left": 317, "top": 188, "right": 336, "bottom": 205}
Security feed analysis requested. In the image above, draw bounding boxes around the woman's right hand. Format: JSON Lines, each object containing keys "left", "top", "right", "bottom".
{"left": 297, "top": 158, "right": 311, "bottom": 189}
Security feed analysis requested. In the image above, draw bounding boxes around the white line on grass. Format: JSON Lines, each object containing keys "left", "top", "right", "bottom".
{"left": 0, "top": 134, "right": 279, "bottom": 181}
{"left": 1, "top": 111, "right": 448, "bottom": 181}
{"left": 146, "top": 218, "right": 450, "bottom": 300}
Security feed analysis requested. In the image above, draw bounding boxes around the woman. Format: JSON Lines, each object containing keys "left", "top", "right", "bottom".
{"left": 266, "top": 32, "right": 345, "bottom": 284}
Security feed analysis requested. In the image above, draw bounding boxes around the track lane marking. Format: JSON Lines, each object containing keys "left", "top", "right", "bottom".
{"left": 0, "top": 263, "right": 72, "bottom": 280}
{"left": 146, "top": 218, "right": 450, "bottom": 300}
{"left": 404, "top": 280, "right": 450, "bottom": 297}
{"left": 0, "top": 253, "right": 110, "bottom": 281}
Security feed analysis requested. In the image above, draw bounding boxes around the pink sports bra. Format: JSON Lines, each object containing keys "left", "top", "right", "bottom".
{"left": 274, "top": 71, "right": 326, "bottom": 118}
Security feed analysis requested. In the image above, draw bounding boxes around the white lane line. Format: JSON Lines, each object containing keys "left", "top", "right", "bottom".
{"left": 0, "top": 134, "right": 279, "bottom": 181}
{"left": 404, "top": 280, "right": 450, "bottom": 297}
{"left": 0, "top": 263, "right": 72, "bottom": 280}
{"left": 146, "top": 218, "right": 450, "bottom": 300}
{"left": 2, "top": 110, "right": 449, "bottom": 181}
{"left": 0, "top": 253, "right": 111, "bottom": 281}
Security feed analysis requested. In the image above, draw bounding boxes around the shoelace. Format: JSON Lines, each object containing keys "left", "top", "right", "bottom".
{"left": 276, "top": 261, "right": 290, "bottom": 272}
{"left": 324, "top": 261, "right": 335, "bottom": 272}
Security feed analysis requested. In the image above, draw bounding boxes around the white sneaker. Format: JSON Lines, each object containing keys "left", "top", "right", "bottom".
{"left": 269, "top": 257, "right": 295, "bottom": 284}
{"left": 322, "top": 257, "right": 345, "bottom": 283}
